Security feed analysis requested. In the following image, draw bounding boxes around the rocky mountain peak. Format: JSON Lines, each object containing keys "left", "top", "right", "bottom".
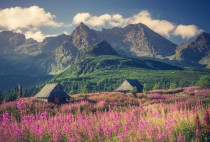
{"left": 175, "top": 31, "right": 210, "bottom": 67}
{"left": 87, "top": 40, "right": 118, "bottom": 56}
{"left": 78, "top": 22, "right": 89, "bottom": 29}
{"left": 43, "top": 34, "right": 68, "bottom": 43}
{"left": 125, "top": 23, "right": 150, "bottom": 30}
{"left": 0, "top": 31, "right": 26, "bottom": 48}
{"left": 73, "top": 22, "right": 91, "bottom": 34}
{"left": 25, "top": 38, "right": 37, "bottom": 44}
{"left": 70, "top": 22, "right": 100, "bottom": 50}
{"left": 98, "top": 23, "right": 176, "bottom": 57}
{"left": 194, "top": 32, "right": 210, "bottom": 42}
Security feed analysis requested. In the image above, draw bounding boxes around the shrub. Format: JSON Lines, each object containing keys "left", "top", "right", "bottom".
{"left": 130, "top": 87, "right": 138, "bottom": 98}
{"left": 197, "top": 75, "right": 210, "bottom": 89}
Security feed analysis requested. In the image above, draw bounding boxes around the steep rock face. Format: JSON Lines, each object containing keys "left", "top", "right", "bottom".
{"left": 0, "top": 23, "right": 179, "bottom": 73}
{"left": 70, "top": 22, "right": 100, "bottom": 50}
{"left": 16, "top": 34, "right": 69, "bottom": 56}
{"left": 15, "top": 34, "right": 70, "bottom": 72}
{"left": 0, "top": 31, "right": 71, "bottom": 73}
{"left": 42, "top": 34, "right": 69, "bottom": 51}
{"left": 175, "top": 32, "right": 210, "bottom": 67}
{"left": 1, "top": 23, "right": 209, "bottom": 74}
{"left": 0, "top": 31, "right": 26, "bottom": 57}
{"left": 0, "top": 31, "right": 26, "bottom": 48}
{"left": 98, "top": 23, "right": 176, "bottom": 57}
{"left": 53, "top": 39, "right": 79, "bottom": 70}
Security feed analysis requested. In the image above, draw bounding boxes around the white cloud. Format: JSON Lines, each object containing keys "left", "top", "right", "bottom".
{"left": 0, "top": 6, "right": 63, "bottom": 30}
{"left": 63, "top": 31, "right": 69, "bottom": 35}
{"left": 109, "top": 14, "right": 127, "bottom": 27}
{"left": 24, "top": 30, "right": 46, "bottom": 42}
{"left": 72, "top": 13, "right": 91, "bottom": 25}
{"left": 0, "top": 6, "right": 65, "bottom": 42}
{"left": 128, "top": 10, "right": 175, "bottom": 37}
{"left": 72, "top": 12, "right": 128, "bottom": 27}
{"left": 71, "top": 10, "right": 202, "bottom": 39}
{"left": 22, "top": 29, "right": 58, "bottom": 42}
{"left": 174, "top": 25, "right": 202, "bottom": 39}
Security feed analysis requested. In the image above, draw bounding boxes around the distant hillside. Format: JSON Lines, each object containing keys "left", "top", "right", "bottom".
{"left": 174, "top": 32, "right": 210, "bottom": 68}
{"left": 58, "top": 41, "right": 182, "bottom": 77}
{"left": 51, "top": 41, "right": 209, "bottom": 94}
{"left": 0, "top": 23, "right": 209, "bottom": 76}
{"left": 87, "top": 40, "right": 119, "bottom": 57}
{"left": 0, "top": 23, "right": 210, "bottom": 90}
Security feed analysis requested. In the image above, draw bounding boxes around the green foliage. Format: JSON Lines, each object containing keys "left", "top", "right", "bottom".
{"left": 51, "top": 68, "right": 210, "bottom": 95}
{"left": 80, "top": 85, "right": 88, "bottom": 94}
{"left": 130, "top": 87, "right": 138, "bottom": 98}
{"left": 153, "top": 82, "right": 161, "bottom": 90}
{"left": 0, "top": 86, "right": 40, "bottom": 104}
{"left": 87, "top": 40, "right": 118, "bottom": 57}
{"left": 4, "top": 54, "right": 206, "bottom": 98}
{"left": 169, "top": 82, "right": 177, "bottom": 89}
{"left": 47, "top": 54, "right": 210, "bottom": 95}
{"left": 59, "top": 135, "right": 68, "bottom": 142}
{"left": 0, "top": 87, "right": 18, "bottom": 103}
{"left": 143, "top": 83, "right": 149, "bottom": 91}
{"left": 41, "top": 133, "right": 51, "bottom": 142}
{"left": 198, "top": 75, "right": 210, "bottom": 89}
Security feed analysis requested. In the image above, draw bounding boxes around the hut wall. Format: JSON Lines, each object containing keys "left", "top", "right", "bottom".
{"left": 48, "top": 97, "right": 66, "bottom": 104}
{"left": 37, "top": 98, "right": 48, "bottom": 102}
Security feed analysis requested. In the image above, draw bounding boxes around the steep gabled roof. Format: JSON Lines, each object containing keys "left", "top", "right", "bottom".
{"left": 116, "top": 79, "right": 143, "bottom": 92}
{"left": 35, "top": 83, "right": 70, "bottom": 98}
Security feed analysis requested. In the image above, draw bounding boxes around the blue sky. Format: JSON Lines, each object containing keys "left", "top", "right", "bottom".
{"left": 0, "top": 0, "right": 209, "bottom": 43}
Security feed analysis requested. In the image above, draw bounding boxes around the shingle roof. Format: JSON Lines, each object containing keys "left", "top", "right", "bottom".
{"left": 116, "top": 79, "right": 143, "bottom": 92}
{"left": 35, "top": 83, "right": 70, "bottom": 98}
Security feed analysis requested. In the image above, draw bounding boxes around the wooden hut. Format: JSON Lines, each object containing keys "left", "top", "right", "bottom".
{"left": 34, "top": 83, "right": 70, "bottom": 104}
{"left": 115, "top": 79, "right": 143, "bottom": 94}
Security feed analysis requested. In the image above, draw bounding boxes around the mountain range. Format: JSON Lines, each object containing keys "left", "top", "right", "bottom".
{"left": 173, "top": 32, "right": 210, "bottom": 68}
{"left": 0, "top": 22, "right": 209, "bottom": 89}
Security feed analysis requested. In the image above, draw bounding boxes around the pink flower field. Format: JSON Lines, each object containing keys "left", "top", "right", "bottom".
{"left": 0, "top": 87, "right": 210, "bottom": 142}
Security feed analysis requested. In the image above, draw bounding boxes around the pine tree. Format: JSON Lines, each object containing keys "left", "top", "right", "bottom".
{"left": 198, "top": 75, "right": 210, "bottom": 89}
{"left": 130, "top": 87, "right": 138, "bottom": 98}
{"left": 153, "top": 82, "right": 160, "bottom": 90}
{"left": 169, "top": 82, "right": 177, "bottom": 89}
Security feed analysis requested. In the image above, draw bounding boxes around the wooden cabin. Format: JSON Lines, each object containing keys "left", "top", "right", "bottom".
{"left": 115, "top": 79, "right": 143, "bottom": 94}
{"left": 34, "top": 83, "right": 70, "bottom": 104}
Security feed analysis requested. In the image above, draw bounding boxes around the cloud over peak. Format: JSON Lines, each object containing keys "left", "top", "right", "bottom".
{"left": 71, "top": 10, "right": 202, "bottom": 39}
{"left": 0, "top": 6, "right": 203, "bottom": 41}
{"left": 0, "top": 6, "right": 63, "bottom": 30}
{"left": 174, "top": 25, "right": 202, "bottom": 39}
{"left": 0, "top": 6, "right": 64, "bottom": 41}
{"left": 72, "top": 13, "right": 127, "bottom": 27}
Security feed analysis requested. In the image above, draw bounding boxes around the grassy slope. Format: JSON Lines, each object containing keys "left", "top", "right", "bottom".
{"left": 52, "top": 55, "right": 210, "bottom": 94}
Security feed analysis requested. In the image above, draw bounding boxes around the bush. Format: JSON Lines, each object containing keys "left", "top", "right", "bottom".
{"left": 153, "top": 82, "right": 161, "bottom": 90}
{"left": 198, "top": 76, "right": 210, "bottom": 89}
{"left": 130, "top": 87, "right": 137, "bottom": 98}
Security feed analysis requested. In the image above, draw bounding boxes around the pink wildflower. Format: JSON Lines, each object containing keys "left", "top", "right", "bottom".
{"left": 177, "top": 134, "right": 185, "bottom": 142}
{"left": 17, "top": 100, "right": 25, "bottom": 109}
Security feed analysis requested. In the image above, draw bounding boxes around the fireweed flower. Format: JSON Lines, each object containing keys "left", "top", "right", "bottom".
{"left": 1, "top": 89, "right": 210, "bottom": 141}
{"left": 40, "top": 112, "right": 47, "bottom": 120}
{"left": 35, "top": 124, "right": 43, "bottom": 138}
{"left": 177, "top": 134, "right": 185, "bottom": 142}
{"left": 2, "top": 112, "right": 11, "bottom": 126}
{"left": 157, "top": 132, "right": 166, "bottom": 140}
{"left": 53, "top": 131, "right": 61, "bottom": 142}
{"left": 17, "top": 100, "right": 25, "bottom": 109}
